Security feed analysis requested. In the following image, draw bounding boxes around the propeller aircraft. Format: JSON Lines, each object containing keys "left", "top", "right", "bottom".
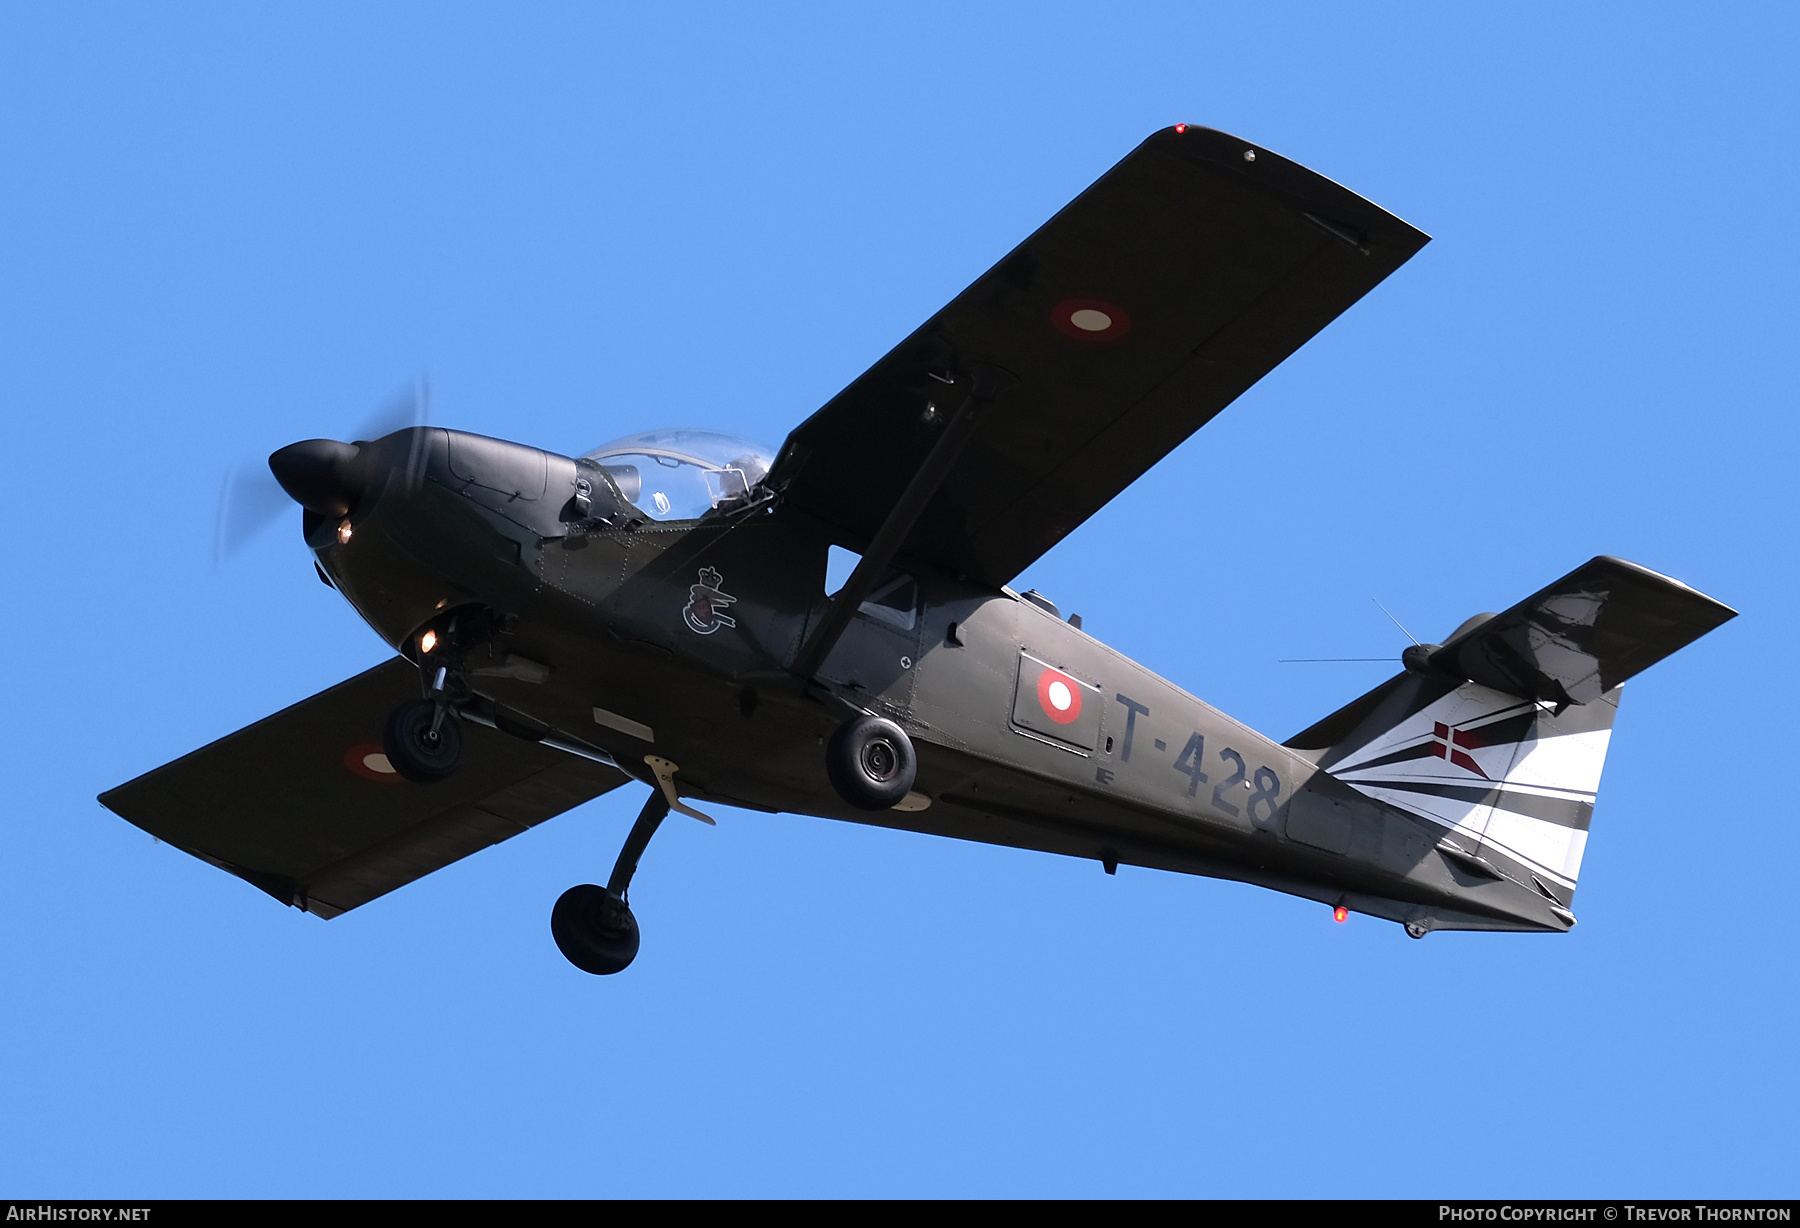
{"left": 101, "top": 126, "right": 1736, "bottom": 974}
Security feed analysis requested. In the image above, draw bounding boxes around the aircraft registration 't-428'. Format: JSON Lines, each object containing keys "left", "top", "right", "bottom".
{"left": 102, "top": 127, "right": 1736, "bottom": 973}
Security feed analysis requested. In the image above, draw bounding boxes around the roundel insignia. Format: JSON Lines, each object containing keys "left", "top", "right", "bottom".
{"left": 345, "top": 741, "right": 403, "bottom": 784}
{"left": 1050, "top": 297, "right": 1132, "bottom": 342}
{"left": 1036, "top": 666, "right": 1083, "bottom": 725}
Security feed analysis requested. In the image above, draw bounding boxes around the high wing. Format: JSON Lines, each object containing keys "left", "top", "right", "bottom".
{"left": 768, "top": 125, "right": 1429, "bottom": 589}
{"left": 99, "top": 659, "right": 630, "bottom": 918}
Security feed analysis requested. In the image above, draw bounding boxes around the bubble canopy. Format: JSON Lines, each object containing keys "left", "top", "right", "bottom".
{"left": 582, "top": 428, "right": 777, "bottom": 521}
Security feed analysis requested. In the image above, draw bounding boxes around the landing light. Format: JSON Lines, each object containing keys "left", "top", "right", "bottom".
{"left": 420, "top": 630, "right": 438, "bottom": 654}
{"left": 1333, "top": 906, "right": 1348, "bottom": 923}
{"left": 336, "top": 520, "right": 353, "bottom": 545}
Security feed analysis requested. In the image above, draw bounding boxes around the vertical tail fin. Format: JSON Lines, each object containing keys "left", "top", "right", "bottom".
{"left": 1285, "top": 557, "right": 1732, "bottom": 905}
{"left": 1315, "top": 678, "right": 1617, "bottom": 899}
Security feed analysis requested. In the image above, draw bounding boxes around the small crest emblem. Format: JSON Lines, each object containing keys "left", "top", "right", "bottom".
{"left": 682, "top": 566, "right": 738, "bottom": 635}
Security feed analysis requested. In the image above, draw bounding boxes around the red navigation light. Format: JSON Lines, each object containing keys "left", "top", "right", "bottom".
{"left": 1333, "top": 906, "right": 1348, "bottom": 923}
{"left": 1174, "top": 123, "right": 1187, "bottom": 133}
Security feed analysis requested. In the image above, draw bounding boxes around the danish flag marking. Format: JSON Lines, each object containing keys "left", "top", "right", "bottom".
{"left": 1429, "top": 721, "right": 1491, "bottom": 779}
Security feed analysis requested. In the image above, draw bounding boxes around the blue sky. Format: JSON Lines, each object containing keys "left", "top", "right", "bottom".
{"left": 2, "top": 4, "right": 1794, "bottom": 1197}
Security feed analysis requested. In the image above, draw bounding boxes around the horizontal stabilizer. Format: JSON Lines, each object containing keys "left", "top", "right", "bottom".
{"left": 1427, "top": 556, "right": 1736, "bottom": 707}
{"left": 99, "top": 659, "right": 630, "bottom": 917}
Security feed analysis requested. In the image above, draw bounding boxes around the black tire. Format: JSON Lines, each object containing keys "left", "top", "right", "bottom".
{"left": 382, "top": 698, "right": 464, "bottom": 783}
{"left": 551, "top": 884, "right": 640, "bottom": 975}
{"left": 825, "top": 715, "right": 917, "bottom": 810}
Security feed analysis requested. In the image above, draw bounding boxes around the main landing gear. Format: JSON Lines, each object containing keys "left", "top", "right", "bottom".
{"left": 825, "top": 715, "right": 917, "bottom": 810}
{"left": 552, "top": 789, "right": 671, "bottom": 975}
{"left": 553, "top": 713, "right": 919, "bottom": 974}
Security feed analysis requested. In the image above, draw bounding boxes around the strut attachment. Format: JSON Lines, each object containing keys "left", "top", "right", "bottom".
{"left": 791, "top": 367, "right": 1004, "bottom": 680}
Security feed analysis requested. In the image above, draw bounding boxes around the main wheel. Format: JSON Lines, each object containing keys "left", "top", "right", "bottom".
{"left": 382, "top": 698, "right": 464, "bottom": 783}
{"left": 825, "top": 715, "right": 917, "bottom": 810}
{"left": 551, "top": 884, "right": 640, "bottom": 975}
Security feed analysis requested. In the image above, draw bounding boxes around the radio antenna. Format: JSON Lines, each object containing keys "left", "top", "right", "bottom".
{"left": 1372, "top": 597, "right": 1421, "bottom": 647}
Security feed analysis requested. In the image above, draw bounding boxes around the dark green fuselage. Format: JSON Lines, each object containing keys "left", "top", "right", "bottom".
{"left": 317, "top": 426, "right": 1567, "bottom": 935}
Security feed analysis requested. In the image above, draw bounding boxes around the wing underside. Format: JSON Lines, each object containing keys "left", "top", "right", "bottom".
{"left": 770, "top": 125, "right": 1430, "bottom": 587}
{"left": 99, "top": 659, "right": 631, "bottom": 918}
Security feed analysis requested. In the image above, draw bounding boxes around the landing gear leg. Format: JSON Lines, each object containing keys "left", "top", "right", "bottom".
{"left": 551, "top": 790, "right": 671, "bottom": 975}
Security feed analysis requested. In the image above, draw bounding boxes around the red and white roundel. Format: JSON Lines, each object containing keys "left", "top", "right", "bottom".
{"left": 344, "top": 741, "right": 403, "bottom": 784}
{"left": 1050, "top": 297, "right": 1132, "bottom": 342}
{"left": 1036, "top": 667, "right": 1083, "bottom": 725}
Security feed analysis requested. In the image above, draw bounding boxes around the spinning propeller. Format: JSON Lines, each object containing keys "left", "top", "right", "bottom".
{"left": 213, "top": 381, "right": 431, "bottom": 563}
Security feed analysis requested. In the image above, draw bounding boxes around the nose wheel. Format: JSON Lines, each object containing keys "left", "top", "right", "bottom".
{"left": 382, "top": 698, "right": 464, "bottom": 782}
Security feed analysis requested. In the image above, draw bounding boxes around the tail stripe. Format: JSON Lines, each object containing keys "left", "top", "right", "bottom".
{"left": 1329, "top": 679, "right": 1617, "bottom": 891}
{"left": 1344, "top": 779, "right": 1593, "bottom": 828}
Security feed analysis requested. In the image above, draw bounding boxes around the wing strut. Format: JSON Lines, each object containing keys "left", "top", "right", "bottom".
{"left": 790, "top": 368, "right": 1002, "bottom": 681}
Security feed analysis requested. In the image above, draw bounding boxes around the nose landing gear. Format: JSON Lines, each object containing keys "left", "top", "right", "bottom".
{"left": 385, "top": 614, "right": 483, "bottom": 783}
{"left": 382, "top": 696, "right": 464, "bottom": 782}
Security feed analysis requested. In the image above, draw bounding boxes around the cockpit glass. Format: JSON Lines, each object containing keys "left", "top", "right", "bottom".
{"left": 582, "top": 428, "right": 776, "bottom": 522}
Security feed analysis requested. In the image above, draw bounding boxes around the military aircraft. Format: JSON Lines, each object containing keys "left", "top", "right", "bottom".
{"left": 101, "top": 126, "right": 1736, "bottom": 974}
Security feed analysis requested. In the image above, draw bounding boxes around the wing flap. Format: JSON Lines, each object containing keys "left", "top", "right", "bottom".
{"left": 99, "top": 658, "right": 631, "bottom": 916}
{"left": 771, "top": 126, "right": 1429, "bottom": 586}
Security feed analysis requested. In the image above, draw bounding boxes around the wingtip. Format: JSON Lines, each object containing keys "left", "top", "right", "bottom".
{"left": 1593, "top": 555, "right": 1738, "bottom": 621}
